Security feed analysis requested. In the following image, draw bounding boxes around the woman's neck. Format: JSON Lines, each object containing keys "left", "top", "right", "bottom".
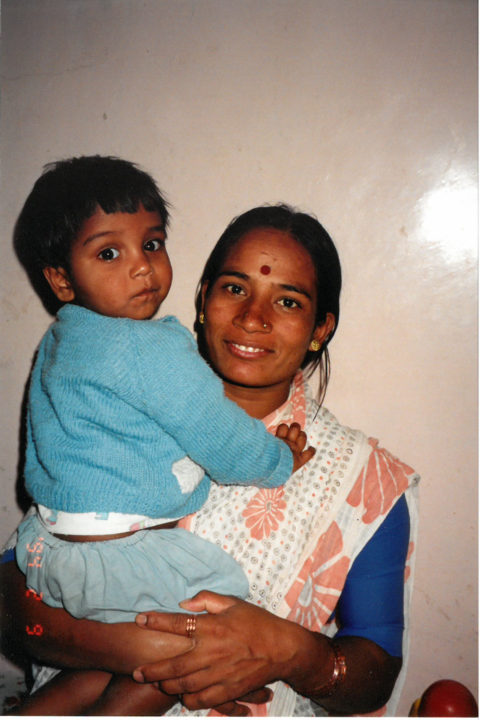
{"left": 223, "top": 380, "right": 291, "bottom": 419}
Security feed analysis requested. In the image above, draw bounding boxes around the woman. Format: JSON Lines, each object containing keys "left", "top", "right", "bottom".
{"left": 0, "top": 204, "right": 419, "bottom": 716}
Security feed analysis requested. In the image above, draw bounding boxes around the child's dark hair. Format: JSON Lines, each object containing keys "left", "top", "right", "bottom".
{"left": 14, "top": 155, "right": 169, "bottom": 313}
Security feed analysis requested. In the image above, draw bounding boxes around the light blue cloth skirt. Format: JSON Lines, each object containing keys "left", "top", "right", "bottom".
{"left": 16, "top": 513, "right": 249, "bottom": 622}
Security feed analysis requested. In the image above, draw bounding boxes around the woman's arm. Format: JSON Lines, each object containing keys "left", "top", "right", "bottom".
{"left": 0, "top": 560, "right": 192, "bottom": 674}
{"left": 133, "top": 593, "right": 400, "bottom": 715}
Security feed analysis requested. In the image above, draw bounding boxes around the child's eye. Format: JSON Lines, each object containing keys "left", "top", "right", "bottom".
{"left": 278, "top": 297, "right": 301, "bottom": 309}
{"left": 144, "top": 238, "right": 165, "bottom": 252}
{"left": 98, "top": 248, "right": 119, "bottom": 261}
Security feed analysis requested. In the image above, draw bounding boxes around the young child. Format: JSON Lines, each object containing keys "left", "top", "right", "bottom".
{"left": 13, "top": 155, "right": 313, "bottom": 715}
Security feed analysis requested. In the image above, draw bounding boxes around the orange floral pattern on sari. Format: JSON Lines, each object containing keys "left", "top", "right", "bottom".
{"left": 264, "top": 371, "right": 306, "bottom": 433}
{"left": 346, "top": 438, "right": 413, "bottom": 523}
{"left": 242, "top": 487, "right": 287, "bottom": 540}
{"left": 285, "top": 521, "right": 350, "bottom": 631}
{"left": 404, "top": 541, "right": 415, "bottom": 582}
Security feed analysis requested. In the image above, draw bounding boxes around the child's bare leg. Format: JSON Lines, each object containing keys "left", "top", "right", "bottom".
{"left": 87, "top": 674, "right": 176, "bottom": 716}
{"left": 11, "top": 669, "right": 111, "bottom": 715}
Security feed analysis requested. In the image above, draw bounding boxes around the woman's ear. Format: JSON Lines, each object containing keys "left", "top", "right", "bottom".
{"left": 200, "top": 282, "right": 209, "bottom": 315}
{"left": 43, "top": 266, "right": 75, "bottom": 303}
{"left": 311, "top": 312, "right": 336, "bottom": 348}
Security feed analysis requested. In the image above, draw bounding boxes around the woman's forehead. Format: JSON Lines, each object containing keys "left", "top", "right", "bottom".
{"left": 222, "top": 227, "right": 315, "bottom": 278}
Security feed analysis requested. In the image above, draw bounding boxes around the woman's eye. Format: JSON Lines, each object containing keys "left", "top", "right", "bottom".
{"left": 224, "top": 283, "right": 245, "bottom": 296}
{"left": 144, "top": 238, "right": 165, "bottom": 252}
{"left": 278, "top": 297, "right": 301, "bottom": 309}
{"left": 98, "top": 248, "right": 119, "bottom": 261}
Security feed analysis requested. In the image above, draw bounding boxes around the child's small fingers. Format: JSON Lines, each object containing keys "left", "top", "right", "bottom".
{"left": 275, "top": 423, "right": 289, "bottom": 438}
{"left": 302, "top": 446, "right": 316, "bottom": 462}
{"left": 286, "top": 422, "right": 301, "bottom": 441}
{"left": 296, "top": 430, "right": 308, "bottom": 448}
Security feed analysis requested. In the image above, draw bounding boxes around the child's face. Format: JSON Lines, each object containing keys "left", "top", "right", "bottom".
{"left": 44, "top": 205, "right": 172, "bottom": 319}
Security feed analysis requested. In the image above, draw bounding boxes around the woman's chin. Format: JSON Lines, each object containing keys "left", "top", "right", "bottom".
{"left": 216, "top": 361, "right": 271, "bottom": 389}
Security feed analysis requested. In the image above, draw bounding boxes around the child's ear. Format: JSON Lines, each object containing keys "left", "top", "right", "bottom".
{"left": 43, "top": 266, "right": 75, "bottom": 303}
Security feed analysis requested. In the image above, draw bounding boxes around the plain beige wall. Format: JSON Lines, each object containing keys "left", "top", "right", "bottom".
{"left": 1, "top": 0, "right": 477, "bottom": 715}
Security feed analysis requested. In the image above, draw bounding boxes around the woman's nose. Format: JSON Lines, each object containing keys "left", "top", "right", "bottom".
{"left": 234, "top": 301, "right": 271, "bottom": 332}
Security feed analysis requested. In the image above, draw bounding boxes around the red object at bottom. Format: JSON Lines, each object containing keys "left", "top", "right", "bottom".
{"left": 412, "top": 679, "right": 478, "bottom": 717}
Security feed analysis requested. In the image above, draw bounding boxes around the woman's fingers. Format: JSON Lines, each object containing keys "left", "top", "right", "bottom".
{"left": 212, "top": 700, "right": 251, "bottom": 716}
{"left": 237, "top": 687, "right": 273, "bottom": 703}
{"left": 136, "top": 611, "right": 192, "bottom": 636}
{"left": 134, "top": 595, "right": 286, "bottom": 711}
{"left": 135, "top": 590, "right": 237, "bottom": 634}
{"left": 211, "top": 686, "right": 273, "bottom": 713}
{"left": 179, "top": 590, "right": 238, "bottom": 614}
{"left": 185, "top": 687, "right": 273, "bottom": 716}
{"left": 133, "top": 655, "right": 205, "bottom": 686}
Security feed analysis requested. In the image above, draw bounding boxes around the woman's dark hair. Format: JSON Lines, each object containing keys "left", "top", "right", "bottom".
{"left": 194, "top": 204, "right": 341, "bottom": 405}
{"left": 13, "top": 155, "right": 169, "bottom": 314}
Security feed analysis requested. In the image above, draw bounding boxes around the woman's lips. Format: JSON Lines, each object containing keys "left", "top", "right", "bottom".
{"left": 226, "top": 341, "right": 272, "bottom": 359}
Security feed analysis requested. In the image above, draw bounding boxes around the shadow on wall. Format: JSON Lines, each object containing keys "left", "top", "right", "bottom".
{"left": 13, "top": 215, "right": 60, "bottom": 317}
{"left": 15, "top": 367, "right": 34, "bottom": 515}
{"left": 12, "top": 205, "right": 56, "bottom": 513}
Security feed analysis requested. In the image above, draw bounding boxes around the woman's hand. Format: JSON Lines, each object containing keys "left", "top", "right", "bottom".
{"left": 133, "top": 591, "right": 299, "bottom": 711}
{"left": 133, "top": 590, "right": 402, "bottom": 716}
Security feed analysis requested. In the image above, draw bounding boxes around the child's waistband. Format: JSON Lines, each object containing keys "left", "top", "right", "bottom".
{"left": 37, "top": 504, "right": 181, "bottom": 536}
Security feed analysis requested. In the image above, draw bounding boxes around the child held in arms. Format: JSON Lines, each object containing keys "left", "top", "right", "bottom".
{"left": 14, "top": 155, "right": 314, "bottom": 714}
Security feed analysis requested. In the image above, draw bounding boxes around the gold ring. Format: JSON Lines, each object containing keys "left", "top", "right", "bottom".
{"left": 185, "top": 615, "right": 197, "bottom": 637}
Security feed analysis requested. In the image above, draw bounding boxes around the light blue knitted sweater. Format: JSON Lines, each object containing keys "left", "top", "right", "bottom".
{"left": 25, "top": 305, "right": 293, "bottom": 518}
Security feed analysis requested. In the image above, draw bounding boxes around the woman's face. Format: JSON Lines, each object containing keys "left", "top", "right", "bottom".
{"left": 202, "top": 228, "right": 334, "bottom": 411}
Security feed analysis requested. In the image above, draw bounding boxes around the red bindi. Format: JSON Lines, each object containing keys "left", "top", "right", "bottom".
{"left": 260, "top": 265, "right": 271, "bottom": 275}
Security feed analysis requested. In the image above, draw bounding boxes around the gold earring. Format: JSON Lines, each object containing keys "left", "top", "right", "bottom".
{"left": 199, "top": 313, "right": 205, "bottom": 325}
{"left": 309, "top": 339, "right": 321, "bottom": 352}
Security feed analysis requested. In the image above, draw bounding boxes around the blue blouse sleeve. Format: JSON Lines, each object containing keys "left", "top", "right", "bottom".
{"left": 0, "top": 547, "right": 15, "bottom": 564}
{"left": 334, "top": 494, "right": 410, "bottom": 657}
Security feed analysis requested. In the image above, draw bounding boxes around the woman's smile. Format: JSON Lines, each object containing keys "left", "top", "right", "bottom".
{"left": 226, "top": 340, "right": 273, "bottom": 358}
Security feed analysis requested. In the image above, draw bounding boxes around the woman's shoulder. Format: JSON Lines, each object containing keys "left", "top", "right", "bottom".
{"left": 304, "top": 378, "right": 417, "bottom": 472}
{"left": 303, "top": 378, "right": 419, "bottom": 523}
{"left": 303, "top": 382, "right": 369, "bottom": 449}
{"left": 345, "top": 435, "right": 419, "bottom": 524}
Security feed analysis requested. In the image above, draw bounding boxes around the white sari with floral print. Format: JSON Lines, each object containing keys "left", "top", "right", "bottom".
{"left": 28, "top": 371, "right": 419, "bottom": 715}
{"left": 172, "top": 371, "right": 420, "bottom": 717}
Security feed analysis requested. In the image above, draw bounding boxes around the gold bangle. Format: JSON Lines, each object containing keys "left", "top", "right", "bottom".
{"left": 315, "top": 642, "right": 347, "bottom": 698}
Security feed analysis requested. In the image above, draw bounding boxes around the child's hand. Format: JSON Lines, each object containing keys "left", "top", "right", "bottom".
{"left": 275, "top": 422, "right": 315, "bottom": 473}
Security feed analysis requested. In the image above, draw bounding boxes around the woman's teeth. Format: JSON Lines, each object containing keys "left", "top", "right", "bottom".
{"left": 232, "top": 343, "right": 265, "bottom": 353}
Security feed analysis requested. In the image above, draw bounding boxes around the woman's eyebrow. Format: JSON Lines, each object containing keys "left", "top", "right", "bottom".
{"left": 279, "top": 283, "right": 313, "bottom": 301}
{"left": 217, "top": 270, "right": 249, "bottom": 281}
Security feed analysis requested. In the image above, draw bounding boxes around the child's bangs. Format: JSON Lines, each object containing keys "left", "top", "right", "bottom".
{"left": 94, "top": 184, "right": 168, "bottom": 224}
